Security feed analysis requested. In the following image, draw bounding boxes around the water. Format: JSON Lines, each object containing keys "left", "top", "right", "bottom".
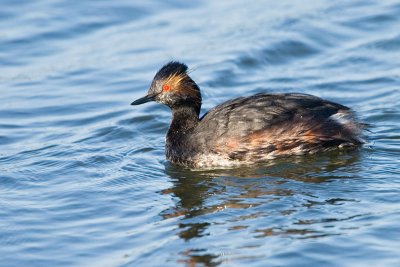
{"left": 1, "top": 0, "right": 399, "bottom": 266}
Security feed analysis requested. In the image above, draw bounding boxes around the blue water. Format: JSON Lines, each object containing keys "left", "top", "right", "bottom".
{"left": 1, "top": 1, "right": 400, "bottom": 266}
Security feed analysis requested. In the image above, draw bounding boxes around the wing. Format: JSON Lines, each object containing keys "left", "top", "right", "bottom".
{"left": 192, "top": 93, "right": 361, "bottom": 159}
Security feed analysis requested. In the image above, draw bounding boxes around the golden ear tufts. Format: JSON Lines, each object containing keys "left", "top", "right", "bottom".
{"left": 164, "top": 72, "right": 187, "bottom": 90}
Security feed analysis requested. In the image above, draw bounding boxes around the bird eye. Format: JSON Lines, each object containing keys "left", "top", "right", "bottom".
{"left": 162, "top": 84, "right": 170, "bottom": 91}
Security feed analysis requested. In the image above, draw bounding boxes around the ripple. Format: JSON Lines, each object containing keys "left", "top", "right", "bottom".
{"left": 55, "top": 110, "right": 128, "bottom": 127}
{"left": 236, "top": 39, "right": 320, "bottom": 68}
{"left": 365, "top": 33, "right": 400, "bottom": 51}
{"left": 340, "top": 8, "right": 399, "bottom": 32}
{"left": 0, "top": 175, "right": 26, "bottom": 192}
{"left": 75, "top": 125, "right": 135, "bottom": 144}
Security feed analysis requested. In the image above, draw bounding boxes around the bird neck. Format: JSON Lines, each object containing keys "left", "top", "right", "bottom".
{"left": 168, "top": 105, "right": 200, "bottom": 136}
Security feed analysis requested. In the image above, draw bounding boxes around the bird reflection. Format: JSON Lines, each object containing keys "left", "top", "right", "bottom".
{"left": 160, "top": 150, "right": 361, "bottom": 266}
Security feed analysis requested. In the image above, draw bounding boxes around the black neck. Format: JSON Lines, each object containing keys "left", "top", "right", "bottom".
{"left": 168, "top": 105, "right": 200, "bottom": 136}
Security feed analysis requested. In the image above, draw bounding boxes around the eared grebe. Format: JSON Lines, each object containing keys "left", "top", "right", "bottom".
{"left": 131, "top": 61, "right": 363, "bottom": 168}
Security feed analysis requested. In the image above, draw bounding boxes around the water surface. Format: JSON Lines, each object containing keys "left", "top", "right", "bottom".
{"left": 1, "top": 0, "right": 400, "bottom": 266}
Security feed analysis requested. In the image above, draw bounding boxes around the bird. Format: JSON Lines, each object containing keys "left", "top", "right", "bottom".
{"left": 131, "top": 61, "right": 363, "bottom": 168}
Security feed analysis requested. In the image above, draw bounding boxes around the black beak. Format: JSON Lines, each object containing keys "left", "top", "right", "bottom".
{"left": 130, "top": 94, "right": 156, "bottom": 105}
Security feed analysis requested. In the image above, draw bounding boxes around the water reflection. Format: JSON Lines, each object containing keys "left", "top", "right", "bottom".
{"left": 177, "top": 249, "right": 221, "bottom": 267}
{"left": 160, "top": 150, "right": 362, "bottom": 265}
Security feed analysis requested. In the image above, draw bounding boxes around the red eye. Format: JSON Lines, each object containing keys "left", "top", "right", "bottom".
{"left": 162, "top": 84, "right": 170, "bottom": 91}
